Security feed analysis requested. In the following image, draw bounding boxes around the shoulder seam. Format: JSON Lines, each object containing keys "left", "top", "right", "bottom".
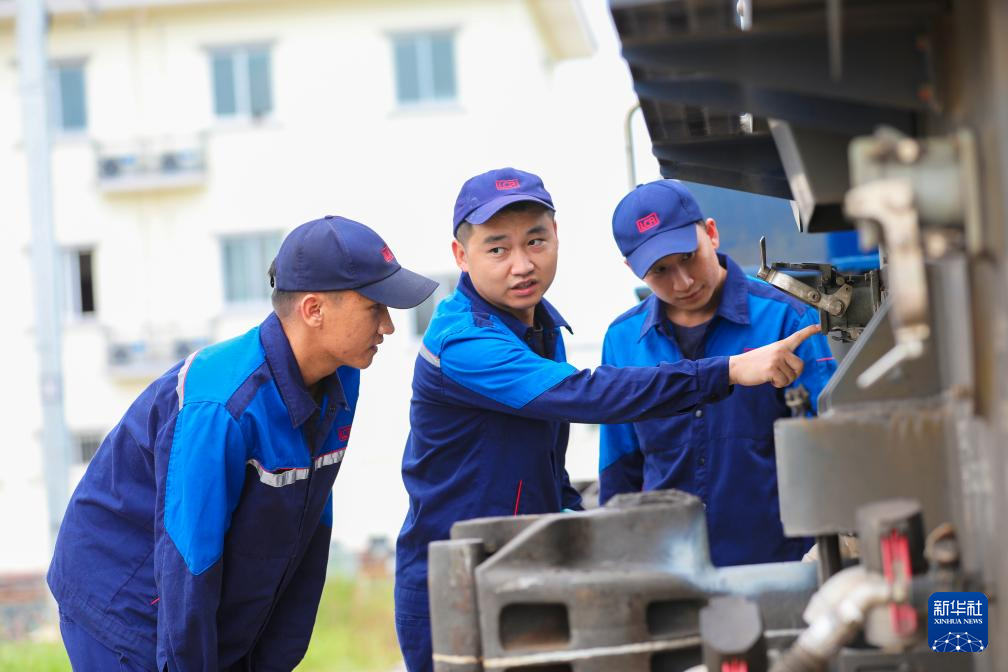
{"left": 180, "top": 352, "right": 267, "bottom": 409}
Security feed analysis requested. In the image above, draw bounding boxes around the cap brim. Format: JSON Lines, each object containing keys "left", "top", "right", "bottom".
{"left": 626, "top": 226, "right": 700, "bottom": 278}
{"left": 465, "top": 194, "right": 555, "bottom": 226}
{"left": 355, "top": 266, "right": 439, "bottom": 309}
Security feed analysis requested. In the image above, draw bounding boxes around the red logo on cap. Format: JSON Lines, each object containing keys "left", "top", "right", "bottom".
{"left": 495, "top": 179, "right": 519, "bottom": 190}
{"left": 381, "top": 246, "right": 395, "bottom": 263}
{"left": 636, "top": 212, "right": 660, "bottom": 233}
{"left": 338, "top": 425, "right": 352, "bottom": 441}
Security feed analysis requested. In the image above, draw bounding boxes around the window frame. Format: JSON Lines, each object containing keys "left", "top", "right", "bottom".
{"left": 48, "top": 58, "right": 89, "bottom": 135}
{"left": 63, "top": 246, "right": 97, "bottom": 320}
{"left": 207, "top": 43, "right": 275, "bottom": 122}
{"left": 220, "top": 231, "right": 283, "bottom": 308}
{"left": 390, "top": 29, "right": 459, "bottom": 108}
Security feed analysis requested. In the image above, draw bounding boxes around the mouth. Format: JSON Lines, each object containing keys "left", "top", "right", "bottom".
{"left": 677, "top": 287, "right": 703, "bottom": 303}
{"left": 510, "top": 279, "right": 539, "bottom": 297}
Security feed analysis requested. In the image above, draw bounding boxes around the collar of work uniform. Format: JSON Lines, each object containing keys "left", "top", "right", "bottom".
{"left": 456, "top": 272, "right": 572, "bottom": 341}
{"left": 639, "top": 253, "right": 751, "bottom": 341}
{"left": 259, "top": 312, "right": 348, "bottom": 428}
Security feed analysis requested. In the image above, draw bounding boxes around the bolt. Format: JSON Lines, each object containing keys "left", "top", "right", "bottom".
{"left": 829, "top": 301, "right": 843, "bottom": 315}
{"left": 807, "top": 290, "right": 820, "bottom": 302}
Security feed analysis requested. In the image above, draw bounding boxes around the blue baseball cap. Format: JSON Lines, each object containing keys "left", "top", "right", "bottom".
{"left": 270, "top": 216, "right": 438, "bottom": 309}
{"left": 452, "top": 167, "right": 555, "bottom": 236}
{"left": 612, "top": 180, "right": 705, "bottom": 278}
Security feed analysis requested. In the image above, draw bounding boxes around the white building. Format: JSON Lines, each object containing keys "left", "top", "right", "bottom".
{"left": 0, "top": 0, "right": 659, "bottom": 574}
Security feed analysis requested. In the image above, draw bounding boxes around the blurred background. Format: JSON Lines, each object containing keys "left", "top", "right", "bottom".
{"left": 0, "top": 0, "right": 831, "bottom": 669}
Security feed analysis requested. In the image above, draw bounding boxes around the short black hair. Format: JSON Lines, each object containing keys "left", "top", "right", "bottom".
{"left": 455, "top": 201, "right": 555, "bottom": 247}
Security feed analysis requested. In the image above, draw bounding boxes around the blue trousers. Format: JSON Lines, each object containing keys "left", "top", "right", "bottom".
{"left": 394, "top": 584, "right": 433, "bottom": 672}
{"left": 60, "top": 609, "right": 147, "bottom": 671}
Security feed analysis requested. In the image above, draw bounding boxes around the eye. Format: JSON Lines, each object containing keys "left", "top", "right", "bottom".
{"left": 528, "top": 238, "right": 546, "bottom": 247}
{"left": 681, "top": 252, "right": 694, "bottom": 262}
{"left": 488, "top": 247, "right": 505, "bottom": 256}
{"left": 649, "top": 265, "right": 665, "bottom": 276}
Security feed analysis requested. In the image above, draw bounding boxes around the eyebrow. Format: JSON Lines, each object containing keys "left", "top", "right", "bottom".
{"left": 478, "top": 225, "right": 549, "bottom": 246}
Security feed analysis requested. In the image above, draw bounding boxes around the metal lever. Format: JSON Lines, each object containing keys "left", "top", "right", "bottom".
{"left": 844, "top": 178, "right": 930, "bottom": 388}
{"left": 757, "top": 237, "right": 851, "bottom": 317}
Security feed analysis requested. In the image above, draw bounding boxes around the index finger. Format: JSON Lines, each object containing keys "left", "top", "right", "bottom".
{"left": 783, "top": 324, "right": 821, "bottom": 351}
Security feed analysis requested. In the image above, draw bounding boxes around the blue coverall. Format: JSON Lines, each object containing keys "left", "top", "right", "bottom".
{"left": 395, "top": 273, "right": 733, "bottom": 671}
{"left": 600, "top": 254, "right": 837, "bottom": 566}
{"left": 48, "top": 313, "right": 358, "bottom": 670}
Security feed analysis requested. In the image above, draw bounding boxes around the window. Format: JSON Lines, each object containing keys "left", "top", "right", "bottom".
{"left": 413, "top": 274, "right": 457, "bottom": 336}
{"left": 49, "top": 61, "right": 87, "bottom": 132}
{"left": 221, "top": 232, "right": 282, "bottom": 305}
{"left": 74, "top": 432, "right": 104, "bottom": 464}
{"left": 64, "top": 248, "right": 96, "bottom": 316}
{"left": 211, "top": 46, "right": 273, "bottom": 119}
{"left": 392, "top": 32, "right": 457, "bottom": 106}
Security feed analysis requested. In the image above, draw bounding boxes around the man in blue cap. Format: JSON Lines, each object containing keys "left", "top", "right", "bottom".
{"left": 600, "top": 179, "right": 838, "bottom": 567}
{"left": 48, "top": 216, "right": 437, "bottom": 671}
{"left": 394, "top": 168, "right": 823, "bottom": 671}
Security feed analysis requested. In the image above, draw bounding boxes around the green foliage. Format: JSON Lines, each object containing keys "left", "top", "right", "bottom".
{"left": 0, "top": 577, "right": 400, "bottom": 672}
{"left": 0, "top": 640, "right": 70, "bottom": 672}
{"left": 297, "top": 576, "right": 401, "bottom": 671}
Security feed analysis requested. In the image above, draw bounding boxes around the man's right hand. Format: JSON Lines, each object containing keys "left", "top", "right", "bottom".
{"left": 727, "top": 324, "right": 821, "bottom": 388}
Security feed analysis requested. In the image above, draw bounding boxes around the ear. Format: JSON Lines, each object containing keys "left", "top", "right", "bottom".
{"left": 704, "top": 218, "right": 721, "bottom": 250}
{"left": 451, "top": 239, "right": 469, "bottom": 273}
{"left": 298, "top": 293, "right": 324, "bottom": 328}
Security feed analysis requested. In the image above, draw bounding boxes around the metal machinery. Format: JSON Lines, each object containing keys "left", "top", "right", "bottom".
{"left": 427, "top": 0, "right": 1008, "bottom": 669}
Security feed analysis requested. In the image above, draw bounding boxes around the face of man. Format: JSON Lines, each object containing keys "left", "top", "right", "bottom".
{"left": 317, "top": 290, "right": 395, "bottom": 370}
{"left": 452, "top": 207, "right": 559, "bottom": 326}
{"left": 640, "top": 218, "right": 727, "bottom": 326}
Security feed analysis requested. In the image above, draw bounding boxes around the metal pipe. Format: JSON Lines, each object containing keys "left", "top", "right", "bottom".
{"left": 18, "top": 0, "right": 72, "bottom": 560}
{"left": 624, "top": 102, "right": 641, "bottom": 190}
{"left": 770, "top": 567, "right": 892, "bottom": 672}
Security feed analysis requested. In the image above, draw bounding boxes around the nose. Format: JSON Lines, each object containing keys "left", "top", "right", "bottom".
{"left": 672, "top": 266, "right": 694, "bottom": 292}
{"left": 379, "top": 306, "right": 395, "bottom": 336}
{"left": 511, "top": 247, "right": 534, "bottom": 276}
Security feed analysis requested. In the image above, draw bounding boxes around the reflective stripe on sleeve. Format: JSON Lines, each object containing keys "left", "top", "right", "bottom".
{"left": 175, "top": 350, "right": 200, "bottom": 410}
{"left": 419, "top": 343, "right": 441, "bottom": 368}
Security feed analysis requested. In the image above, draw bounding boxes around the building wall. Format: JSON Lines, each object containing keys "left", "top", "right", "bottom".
{"left": 0, "top": 0, "right": 655, "bottom": 572}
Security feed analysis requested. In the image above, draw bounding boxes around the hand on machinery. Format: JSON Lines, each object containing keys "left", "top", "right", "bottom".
{"left": 727, "top": 324, "right": 821, "bottom": 388}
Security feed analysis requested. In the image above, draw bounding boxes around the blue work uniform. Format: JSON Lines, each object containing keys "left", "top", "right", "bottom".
{"left": 395, "top": 273, "right": 733, "bottom": 672}
{"left": 599, "top": 254, "right": 837, "bottom": 566}
{"left": 48, "top": 313, "right": 359, "bottom": 671}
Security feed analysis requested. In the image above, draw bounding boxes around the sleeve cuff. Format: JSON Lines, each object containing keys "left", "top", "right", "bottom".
{"left": 696, "top": 355, "right": 732, "bottom": 403}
